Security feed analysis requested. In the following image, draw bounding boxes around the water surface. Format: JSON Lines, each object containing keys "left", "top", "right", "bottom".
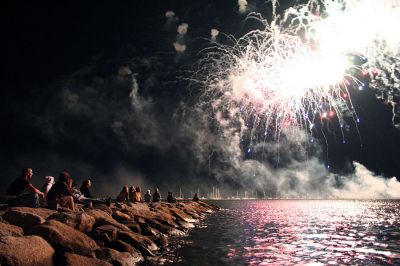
{"left": 151, "top": 200, "right": 400, "bottom": 265}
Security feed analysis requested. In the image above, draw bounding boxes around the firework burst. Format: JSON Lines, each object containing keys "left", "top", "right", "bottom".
{"left": 198, "top": 0, "right": 400, "bottom": 148}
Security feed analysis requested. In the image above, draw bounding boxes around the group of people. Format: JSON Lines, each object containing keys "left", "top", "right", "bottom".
{"left": 6, "top": 168, "right": 107, "bottom": 210}
{"left": 6, "top": 167, "right": 201, "bottom": 210}
{"left": 116, "top": 186, "right": 165, "bottom": 203}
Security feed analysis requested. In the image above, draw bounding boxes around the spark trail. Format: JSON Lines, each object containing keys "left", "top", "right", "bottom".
{"left": 198, "top": 0, "right": 400, "bottom": 150}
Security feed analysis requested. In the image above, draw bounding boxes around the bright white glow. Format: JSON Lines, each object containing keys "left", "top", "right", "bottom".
{"left": 198, "top": 0, "right": 400, "bottom": 142}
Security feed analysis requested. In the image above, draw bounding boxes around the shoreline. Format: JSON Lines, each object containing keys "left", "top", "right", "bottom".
{"left": 0, "top": 200, "right": 219, "bottom": 265}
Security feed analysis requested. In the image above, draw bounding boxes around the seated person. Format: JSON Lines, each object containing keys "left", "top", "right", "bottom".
{"left": 152, "top": 188, "right": 161, "bottom": 202}
{"left": 144, "top": 190, "right": 152, "bottom": 203}
{"left": 80, "top": 180, "right": 93, "bottom": 198}
{"left": 40, "top": 176, "right": 55, "bottom": 197}
{"left": 71, "top": 182, "right": 110, "bottom": 207}
{"left": 193, "top": 193, "right": 200, "bottom": 202}
{"left": 128, "top": 186, "right": 135, "bottom": 203}
{"left": 167, "top": 191, "right": 176, "bottom": 203}
{"left": 134, "top": 187, "right": 142, "bottom": 202}
{"left": 46, "top": 172, "right": 75, "bottom": 211}
{"left": 7, "top": 168, "right": 44, "bottom": 208}
{"left": 116, "top": 186, "right": 129, "bottom": 203}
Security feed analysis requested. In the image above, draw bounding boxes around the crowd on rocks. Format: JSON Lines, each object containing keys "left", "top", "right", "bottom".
{"left": 0, "top": 167, "right": 218, "bottom": 265}
{"left": 4, "top": 167, "right": 197, "bottom": 211}
{"left": 5, "top": 168, "right": 111, "bottom": 211}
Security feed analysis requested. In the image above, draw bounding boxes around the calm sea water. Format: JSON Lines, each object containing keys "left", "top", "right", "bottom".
{"left": 149, "top": 200, "right": 400, "bottom": 266}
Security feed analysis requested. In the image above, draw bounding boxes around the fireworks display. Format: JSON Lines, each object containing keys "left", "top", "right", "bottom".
{"left": 199, "top": 0, "right": 400, "bottom": 148}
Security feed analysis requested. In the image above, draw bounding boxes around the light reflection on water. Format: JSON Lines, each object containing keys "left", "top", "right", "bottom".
{"left": 154, "top": 200, "right": 400, "bottom": 265}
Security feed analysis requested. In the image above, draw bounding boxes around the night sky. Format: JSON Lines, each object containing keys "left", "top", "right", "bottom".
{"left": 2, "top": 0, "right": 400, "bottom": 197}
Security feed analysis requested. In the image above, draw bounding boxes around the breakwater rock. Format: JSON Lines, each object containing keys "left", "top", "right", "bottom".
{"left": 0, "top": 201, "right": 218, "bottom": 265}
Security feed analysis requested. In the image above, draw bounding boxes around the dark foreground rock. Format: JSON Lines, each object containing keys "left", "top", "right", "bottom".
{"left": 0, "top": 235, "right": 55, "bottom": 266}
{"left": 0, "top": 201, "right": 218, "bottom": 265}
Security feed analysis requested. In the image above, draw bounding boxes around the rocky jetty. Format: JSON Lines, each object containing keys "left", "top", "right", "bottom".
{"left": 0, "top": 201, "right": 218, "bottom": 265}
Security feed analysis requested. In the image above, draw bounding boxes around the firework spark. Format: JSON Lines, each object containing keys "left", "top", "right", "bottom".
{"left": 198, "top": 0, "right": 400, "bottom": 147}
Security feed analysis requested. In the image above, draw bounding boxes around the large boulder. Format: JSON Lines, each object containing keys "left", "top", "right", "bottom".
{"left": 112, "top": 210, "right": 132, "bottom": 223}
{"left": 169, "top": 206, "right": 197, "bottom": 223}
{"left": 0, "top": 235, "right": 54, "bottom": 266}
{"left": 5, "top": 207, "right": 56, "bottom": 219}
{"left": 64, "top": 252, "right": 112, "bottom": 266}
{"left": 86, "top": 209, "right": 130, "bottom": 232}
{"left": 95, "top": 247, "right": 143, "bottom": 266}
{"left": 28, "top": 220, "right": 99, "bottom": 255}
{"left": 106, "top": 240, "right": 143, "bottom": 260}
{"left": 47, "top": 212, "right": 96, "bottom": 233}
{"left": 0, "top": 222, "right": 24, "bottom": 237}
{"left": 3, "top": 209, "right": 45, "bottom": 231}
{"left": 145, "top": 219, "right": 186, "bottom": 237}
{"left": 117, "top": 231, "right": 158, "bottom": 256}
{"left": 92, "top": 204, "right": 113, "bottom": 215}
{"left": 92, "top": 224, "right": 120, "bottom": 241}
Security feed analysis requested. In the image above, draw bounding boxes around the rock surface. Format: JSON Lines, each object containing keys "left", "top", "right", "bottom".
{"left": 64, "top": 252, "right": 112, "bottom": 266}
{"left": 0, "top": 235, "right": 55, "bottom": 266}
{"left": 28, "top": 219, "right": 99, "bottom": 255}
{"left": 0, "top": 200, "right": 217, "bottom": 265}
{"left": 0, "top": 222, "right": 24, "bottom": 237}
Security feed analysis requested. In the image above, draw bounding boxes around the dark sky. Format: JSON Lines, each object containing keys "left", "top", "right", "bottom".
{"left": 1, "top": 0, "right": 400, "bottom": 196}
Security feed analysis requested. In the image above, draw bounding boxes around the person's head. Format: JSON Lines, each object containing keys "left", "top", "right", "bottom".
{"left": 168, "top": 192, "right": 172, "bottom": 195}
{"left": 129, "top": 186, "right": 135, "bottom": 193}
{"left": 22, "top": 168, "right": 33, "bottom": 179}
{"left": 122, "top": 185, "right": 129, "bottom": 193}
{"left": 136, "top": 187, "right": 141, "bottom": 192}
{"left": 147, "top": 190, "right": 151, "bottom": 194}
{"left": 154, "top": 187, "right": 159, "bottom": 193}
{"left": 82, "top": 180, "right": 91, "bottom": 188}
{"left": 59, "top": 171, "right": 70, "bottom": 183}
{"left": 45, "top": 176, "right": 54, "bottom": 184}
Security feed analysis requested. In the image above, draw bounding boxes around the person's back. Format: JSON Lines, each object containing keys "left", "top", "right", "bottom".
{"left": 167, "top": 192, "right": 176, "bottom": 203}
{"left": 152, "top": 188, "right": 161, "bottom": 202}
{"left": 144, "top": 190, "right": 151, "bottom": 203}
{"left": 116, "top": 186, "right": 129, "bottom": 203}
{"left": 80, "top": 180, "right": 93, "bottom": 198}
{"left": 193, "top": 193, "right": 199, "bottom": 202}
{"left": 7, "top": 176, "right": 30, "bottom": 196}
{"left": 134, "top": 187, "right": 142, "bottom": 202}
{"left": 46, "top": 172, "right": 74, "bottom": 211}
{"left": 40, "top": 176, "right": 55, "bottom": 197}
{"left": 46, "top": 180, "right": 72, "bottom": 202}
{"left": 128, "top": 186, "right": 135, "bottom": 203}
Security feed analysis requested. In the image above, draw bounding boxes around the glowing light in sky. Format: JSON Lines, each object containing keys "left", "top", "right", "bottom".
{"left": 198, "top": 0, "right": 400, "bottom": 144}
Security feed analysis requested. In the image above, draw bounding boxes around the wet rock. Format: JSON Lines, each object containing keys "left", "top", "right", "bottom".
{"left": 176, "top": 219, "right": 195, "bottom": 229}
{"left": 0, "top": 235, "right": 55, "bottom": 266}
{"left": 3, "top": 209, "right": 45, "bottom": 231}
{"left": 28, "top": 219, "right": 99, "bottom": 255}
{"left": 117, "top": 231, "right": 158, "bottom": 256}
{"left": 93, "top": 224, "right": 120, "bottom": 241}
{"left": 139, "top": 223, "right": 162, "bottom": 237}
{"left": 86, "top": 209, "right": 130, "bottom": 232}
{"left": 47, "top": 212, "right": 96, "bottom": 233}
{"left": 112, "top": 210, "right": 132, "bottom": 223}
{"left": 106, "top": 239, "right": 143, "bottom": 260}
{"left": 146, "top": 219, "right": 186, "bottom": 237}
{"left": 95, "top": 247, "right": 143, "bottom": 266}
{"left": 126, "top": 222, "right": 141, "bottom": 234}
{"left": 149, "top": 234, "right": 169, "bottom": 248}
{"left": 0, "top": 222, "right": 24, "bottom": 237}
{"left": 64, "top": 252, "right": 112, "bottom": 266}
